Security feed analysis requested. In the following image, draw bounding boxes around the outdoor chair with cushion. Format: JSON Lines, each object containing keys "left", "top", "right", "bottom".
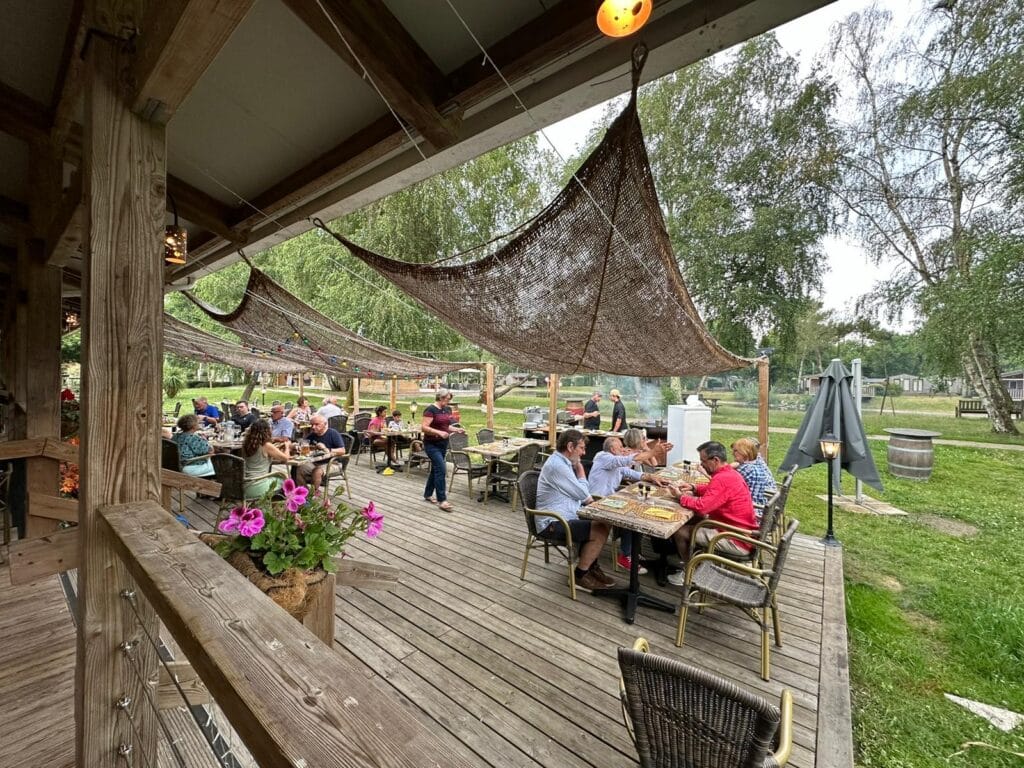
{"left": 676, "top": 520, "right": 800, "bottom": 681}
{"left": 618, "top": 637, "right": 792, "bottom": 768}
{"left": 447, "top": 431, "right": 488, "bottom": 495}
{"left": 518, "top": 469, "right": 577, "bottom": 600}
{"left": 492, "top": 442, "right": 542, "bottom": 511}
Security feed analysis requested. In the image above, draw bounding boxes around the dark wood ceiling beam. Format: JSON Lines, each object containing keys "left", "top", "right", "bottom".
{"left": 167, "top": 175, "right": 248, "bottom": 244}
{"left": 281, "top": 0, "right": 459, "bottom": 149}
{"left": 0, "top": 194, "right": 30, "bottom": 230}
{"left": 45, "top": 173, "right": 84, "bottom": 268}
{"left": 50, "top": 0, "right": 86, "bottom": 148}
{"left": 0, "top": 79, "right": 51, "bottom": 145}
{"left": 130, "top": 0, "right": 254, "bottom": 123}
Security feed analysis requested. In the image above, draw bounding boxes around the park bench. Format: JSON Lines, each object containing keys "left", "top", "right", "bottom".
{"left": 956, "top": 399, "right": 1024, "bottom": 418}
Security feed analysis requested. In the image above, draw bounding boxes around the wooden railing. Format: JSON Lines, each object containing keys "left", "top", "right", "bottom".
{"left": 97, "top": 498, "right": 467, "bottom": 767}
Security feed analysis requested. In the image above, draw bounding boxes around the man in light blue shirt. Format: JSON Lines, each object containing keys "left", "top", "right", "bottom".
{"left": 269, "top": 404, "right": 295, "bottom": 444}
{"left": 590, "top": 436, "right": 667, "bottom": 573}
{"left": 536, "top": 430, "right": 617, "bottom": 591}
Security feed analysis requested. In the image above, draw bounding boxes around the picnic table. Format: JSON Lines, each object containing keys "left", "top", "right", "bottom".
{"left": 462, "top": 437, "right": 548, "bottom": 503}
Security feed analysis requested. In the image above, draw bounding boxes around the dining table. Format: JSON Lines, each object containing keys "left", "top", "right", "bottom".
{"left": 577, "top": 461, "right": 708, "bottom": 624}
{"left": 374, "top": 427, "right": 421, "bottom": 473}
{"left": 462, "top": 437, "right": 549, "bottom": 503}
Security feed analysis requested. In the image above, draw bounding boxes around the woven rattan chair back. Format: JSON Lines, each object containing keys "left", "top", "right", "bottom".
{"left": 353, "top": 413, "right": 371, "bottom": 432}
{"left": 516, "top": 443, "right": 542, "bottom": 476}
{"left": 328, "top": 414, "right": 347, "bottom": 433}
{"left": 766, "top": 520, "right": 799, "bottom": 597}
{"left": 283, "top": 401, "right": 293, "bottom": 412}
{"left": 476, "top": 428, "right": 495, "bottom": 444}
{"left": 617, "top": 646, "right": 783, "bottom": 768}
{"left": 173, "top": 401, "right": 182, "bottom": 417}
{"left": 220, "top": 401, "right": 232, "bottom": 419}
{"left": 518, "top": 470, "right": 543, "bottom": 536}
{"left": 161, "top": 438, "right": 182, "bottom": 472}
{"left": 448, "top": 432, "right": 469, "bottom": 451}
{"left": 210, "top": 453, "right": 245, "bottom": 503}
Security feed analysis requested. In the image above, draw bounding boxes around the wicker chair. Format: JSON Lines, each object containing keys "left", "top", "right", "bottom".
{"left": 689, "top": 490, "right": 783, "bottom": 567}
{"left": 161, "top": 437, "right": 215, "bottom": 512}
{"left": 327, "top": 414, "right": 348, "bottom": 434}
{"left": 476, "top": 428, "right": 495, "bottom": 444}
{"left": 492, "top": 443, "right": 542, "bottom": 511}
{"left": 446, "top": 431, "right": 487, "bottom": 495}
{"left": 405, "top": 438, "right": 430, "bottom": 475}
{"left": 677, "top": 520, "right": 800, "bottom": 681}
{"left": 352, "top": 413, "right": 375, "bottom": 465}
{"left": 517, "top": 469, "right": 577, "bottom": 600}
{"left": 770, "top": 466, "right": 797, "bottom": 544}
{"left": 316, "top": 433, "right": 353, "bottom": 500}
{"left": 618, "top": 637, "right": 793, "bottom": 768}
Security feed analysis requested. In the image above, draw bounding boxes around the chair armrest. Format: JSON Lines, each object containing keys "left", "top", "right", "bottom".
{"left": 683, "top": 551, "right": 771, "bottom": 583}
{"left": 618, "top": 637, "right": 651, "bottom": 751}
{"left": 688, "top": 517, "right": 757, "bottom": 549}
{"left": 180, "top": 455, "right": 210, "bottom": 466}
{"left": 772, "top": 689, "right": 794, "bottom": 766}
{"left": 705, "top": 529, "right": 777, "bottom": 558}
{"left": 524, "top": 508, "right": 575, "bottom": 545}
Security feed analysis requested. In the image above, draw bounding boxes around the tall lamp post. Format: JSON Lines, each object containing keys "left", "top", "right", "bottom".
{"left": 820, "top": 432, "right": 842, "bottom": 547}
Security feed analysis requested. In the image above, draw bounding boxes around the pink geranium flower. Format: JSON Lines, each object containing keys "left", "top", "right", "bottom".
{"left": 218, "top": 506, "right": 265, "bottom": 537}
{"left": 282, "top": 478, "right": 309, "bottom": 513}
{"left": 362, "top": 501, "right": 384, "bottom": 538}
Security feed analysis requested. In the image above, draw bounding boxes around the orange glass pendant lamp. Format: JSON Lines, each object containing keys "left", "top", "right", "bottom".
{"left": 596, "top": 0, "right": 653, "bottom": 38}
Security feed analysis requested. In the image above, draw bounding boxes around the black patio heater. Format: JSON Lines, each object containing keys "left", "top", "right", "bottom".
{"left": 819, "top": 432, "right": 842, "bottom": 546}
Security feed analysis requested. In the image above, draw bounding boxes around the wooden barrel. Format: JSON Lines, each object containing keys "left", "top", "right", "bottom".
{"left": 885, "top": 429, "right": 940, "bottom": 480}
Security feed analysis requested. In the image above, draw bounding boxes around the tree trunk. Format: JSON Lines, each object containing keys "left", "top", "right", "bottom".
{"left": 961, "top": 333, "right": 1018, "bottom": 434}
{"left": 240, "top": 371, "right": 259, "bottom": 402}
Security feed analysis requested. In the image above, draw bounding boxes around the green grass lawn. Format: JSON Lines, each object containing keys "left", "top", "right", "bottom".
{"left": 169, "top": 385, "right": 1024, "bottom": 765}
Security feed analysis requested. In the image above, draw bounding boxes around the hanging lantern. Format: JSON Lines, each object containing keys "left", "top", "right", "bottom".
{"left": 596, "top": 0, "right": 652, "bottom": 38}
{"left": 164, "top": 193, "right": 188, "bottom": 265}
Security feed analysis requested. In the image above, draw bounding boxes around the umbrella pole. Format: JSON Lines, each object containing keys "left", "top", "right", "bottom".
{"left": 824, "top": 457, "right": 839, "bottom": 547}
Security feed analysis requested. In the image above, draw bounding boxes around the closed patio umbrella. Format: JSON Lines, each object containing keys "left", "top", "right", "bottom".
{"left": 779, "top": 358, "right": 883, "bottom": 492}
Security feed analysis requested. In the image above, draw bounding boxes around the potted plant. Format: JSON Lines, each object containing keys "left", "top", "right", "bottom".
{"left": 203, "top": 480, "right": 382, "bottom": 630}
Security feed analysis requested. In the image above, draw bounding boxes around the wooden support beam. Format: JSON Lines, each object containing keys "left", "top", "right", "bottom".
{"left": 485, "top": 362, "right": 495, "bottom": 430}
{"left": 281, "top": 0, "right": 458, "bottom": 149}
{"left": 167, "top": 174, "right": 247, "bottom": 243}
{"left": 0, "top": 438, "right": 48, "bottom": 461}
{"left": 0, "top": 78, "right": 51, "bottom": 145}
{"left": 131, "top": 0, "right": 254, "bottom": 123}
{"left": 8, "top": 527, "right": 80, "bottom": 586}
{"left": 757, "top": 357, "right": 770, "bottom": 462}
{"left": 0, "top": 193, "right": 29, "bottom": 230}
{"left": 78, "top": 14, "right": 165, "bottom": 763}
{"left": 45, "top": 172, "right": 85, "bottom": 267}
{"left": 50, "top": 0, "right": 87, "bottom": 148}
{"left": 548, "top": 373, "right": 559, "bottom": 449}
{"left": 27, "top": 491, "right": 80, "bottom": 523}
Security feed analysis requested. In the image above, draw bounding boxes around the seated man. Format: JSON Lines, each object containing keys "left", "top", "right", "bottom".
{"left": 536, "top": 429, "right": 618, "bottom": 591}
{"left": 231, "top": 400, "right": 259, "bottom": 432}
{"left": 297, "top": 415, "right": 347, "bottom": 491}
{"left": 590, "top": 436, "right": 667, "bottom": 573}
{"left": 193, "top": 396, "right": 221, "bottom": 426}
{"left": 268, "top": 404, "right": 295, "bottom": 446}
{"left": 666, "top": 440, "right": 758, "bottom": 585}
{"left": 317, "top": 395, "right": 345, "bottom": 420}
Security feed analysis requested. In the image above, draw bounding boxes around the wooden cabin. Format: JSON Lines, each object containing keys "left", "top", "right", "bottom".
{"left": 0, "top": 1, "right": 848, "bottom": 765}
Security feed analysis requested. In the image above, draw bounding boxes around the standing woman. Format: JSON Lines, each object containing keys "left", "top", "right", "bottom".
{"left": 240, "top": 420, "right": 290, "bottom": 498}
{"left": 420, "top": 388, "right": 465, "bottom": 512}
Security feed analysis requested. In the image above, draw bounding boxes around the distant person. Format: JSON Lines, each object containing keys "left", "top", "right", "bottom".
{"left": 173, "top": 414, "right": 215, "bottom": 477}
{"left": 536, "top": 429, "right": 617, "bottom": 591}
{"left": 193, "top": 396, "right": 221, "bottom": 426}
{"left": 420, "top": 389, "right": 465, "bottom": 512}
{"left": 317, "top": 395, "right": 345, "bottom": 420}
{"left": 269, "top": 404, "right": 295, "bottom": 445}
{"left": 288, "top": 396, "right": 313, "bottom": 423}
{"left": 367, "top": 405, "right": 396, "bottom": 464}
{"left": 730, "top": 437, "right": 776, "bottom": 510}
{"left": 231, "top": 400, "right": 259, "bottom": 431}
{"left": 582, "top": 391, "right": 602, "bottom": 430}
{"left": 609, "top": 388, "right": 626, "bottom": 432}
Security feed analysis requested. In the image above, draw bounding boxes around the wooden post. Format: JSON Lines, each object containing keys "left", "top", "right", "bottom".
{"left": 77, "top": 22, "right": 163, "bottom": 766}
{"left": 485, "top": 363, "right": 494, "bottom": 429}
{"left": 353, "top": 377, "right": 360, "bottom": 411}
{"left": 298, "top": 371, "right": 305, "bottom": 398}
{"left": 547, "top": 373, "right": 559, "bottom": 449}
{"left": 389, "top": 377, "right": 397, "bottom": 412}
{"left": 757, "top": 357, "right": 770, "bottom": 462}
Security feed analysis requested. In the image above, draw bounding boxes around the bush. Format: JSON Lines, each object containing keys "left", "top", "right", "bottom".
{"left": 163, "top": 365, "right": 189, "bottom": 399}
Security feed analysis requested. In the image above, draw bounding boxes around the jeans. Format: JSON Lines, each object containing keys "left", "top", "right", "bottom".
{"left": 423, "top": 439, "right": 448, "bottom": 503}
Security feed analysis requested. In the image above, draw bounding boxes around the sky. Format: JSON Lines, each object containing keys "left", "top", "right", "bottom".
{"left": 541, "top": 0, "right": 917, "bottom": 331}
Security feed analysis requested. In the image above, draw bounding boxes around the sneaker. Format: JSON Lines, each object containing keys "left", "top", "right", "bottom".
{"left": 667, "top": 570, "right": 687, "bottom": 587}
{"left": 588, "top": 562, "right": 616, "bottom": 588}
{"left": 576, "top": 570, "right": 611, "bottom": 591}
{"left": 616, "top": 553, "right": 649, "bottom": 575}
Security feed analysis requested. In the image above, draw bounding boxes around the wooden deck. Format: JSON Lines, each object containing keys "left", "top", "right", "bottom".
{"left": 0, "top": 454, "right": 853, "bottom": 767}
